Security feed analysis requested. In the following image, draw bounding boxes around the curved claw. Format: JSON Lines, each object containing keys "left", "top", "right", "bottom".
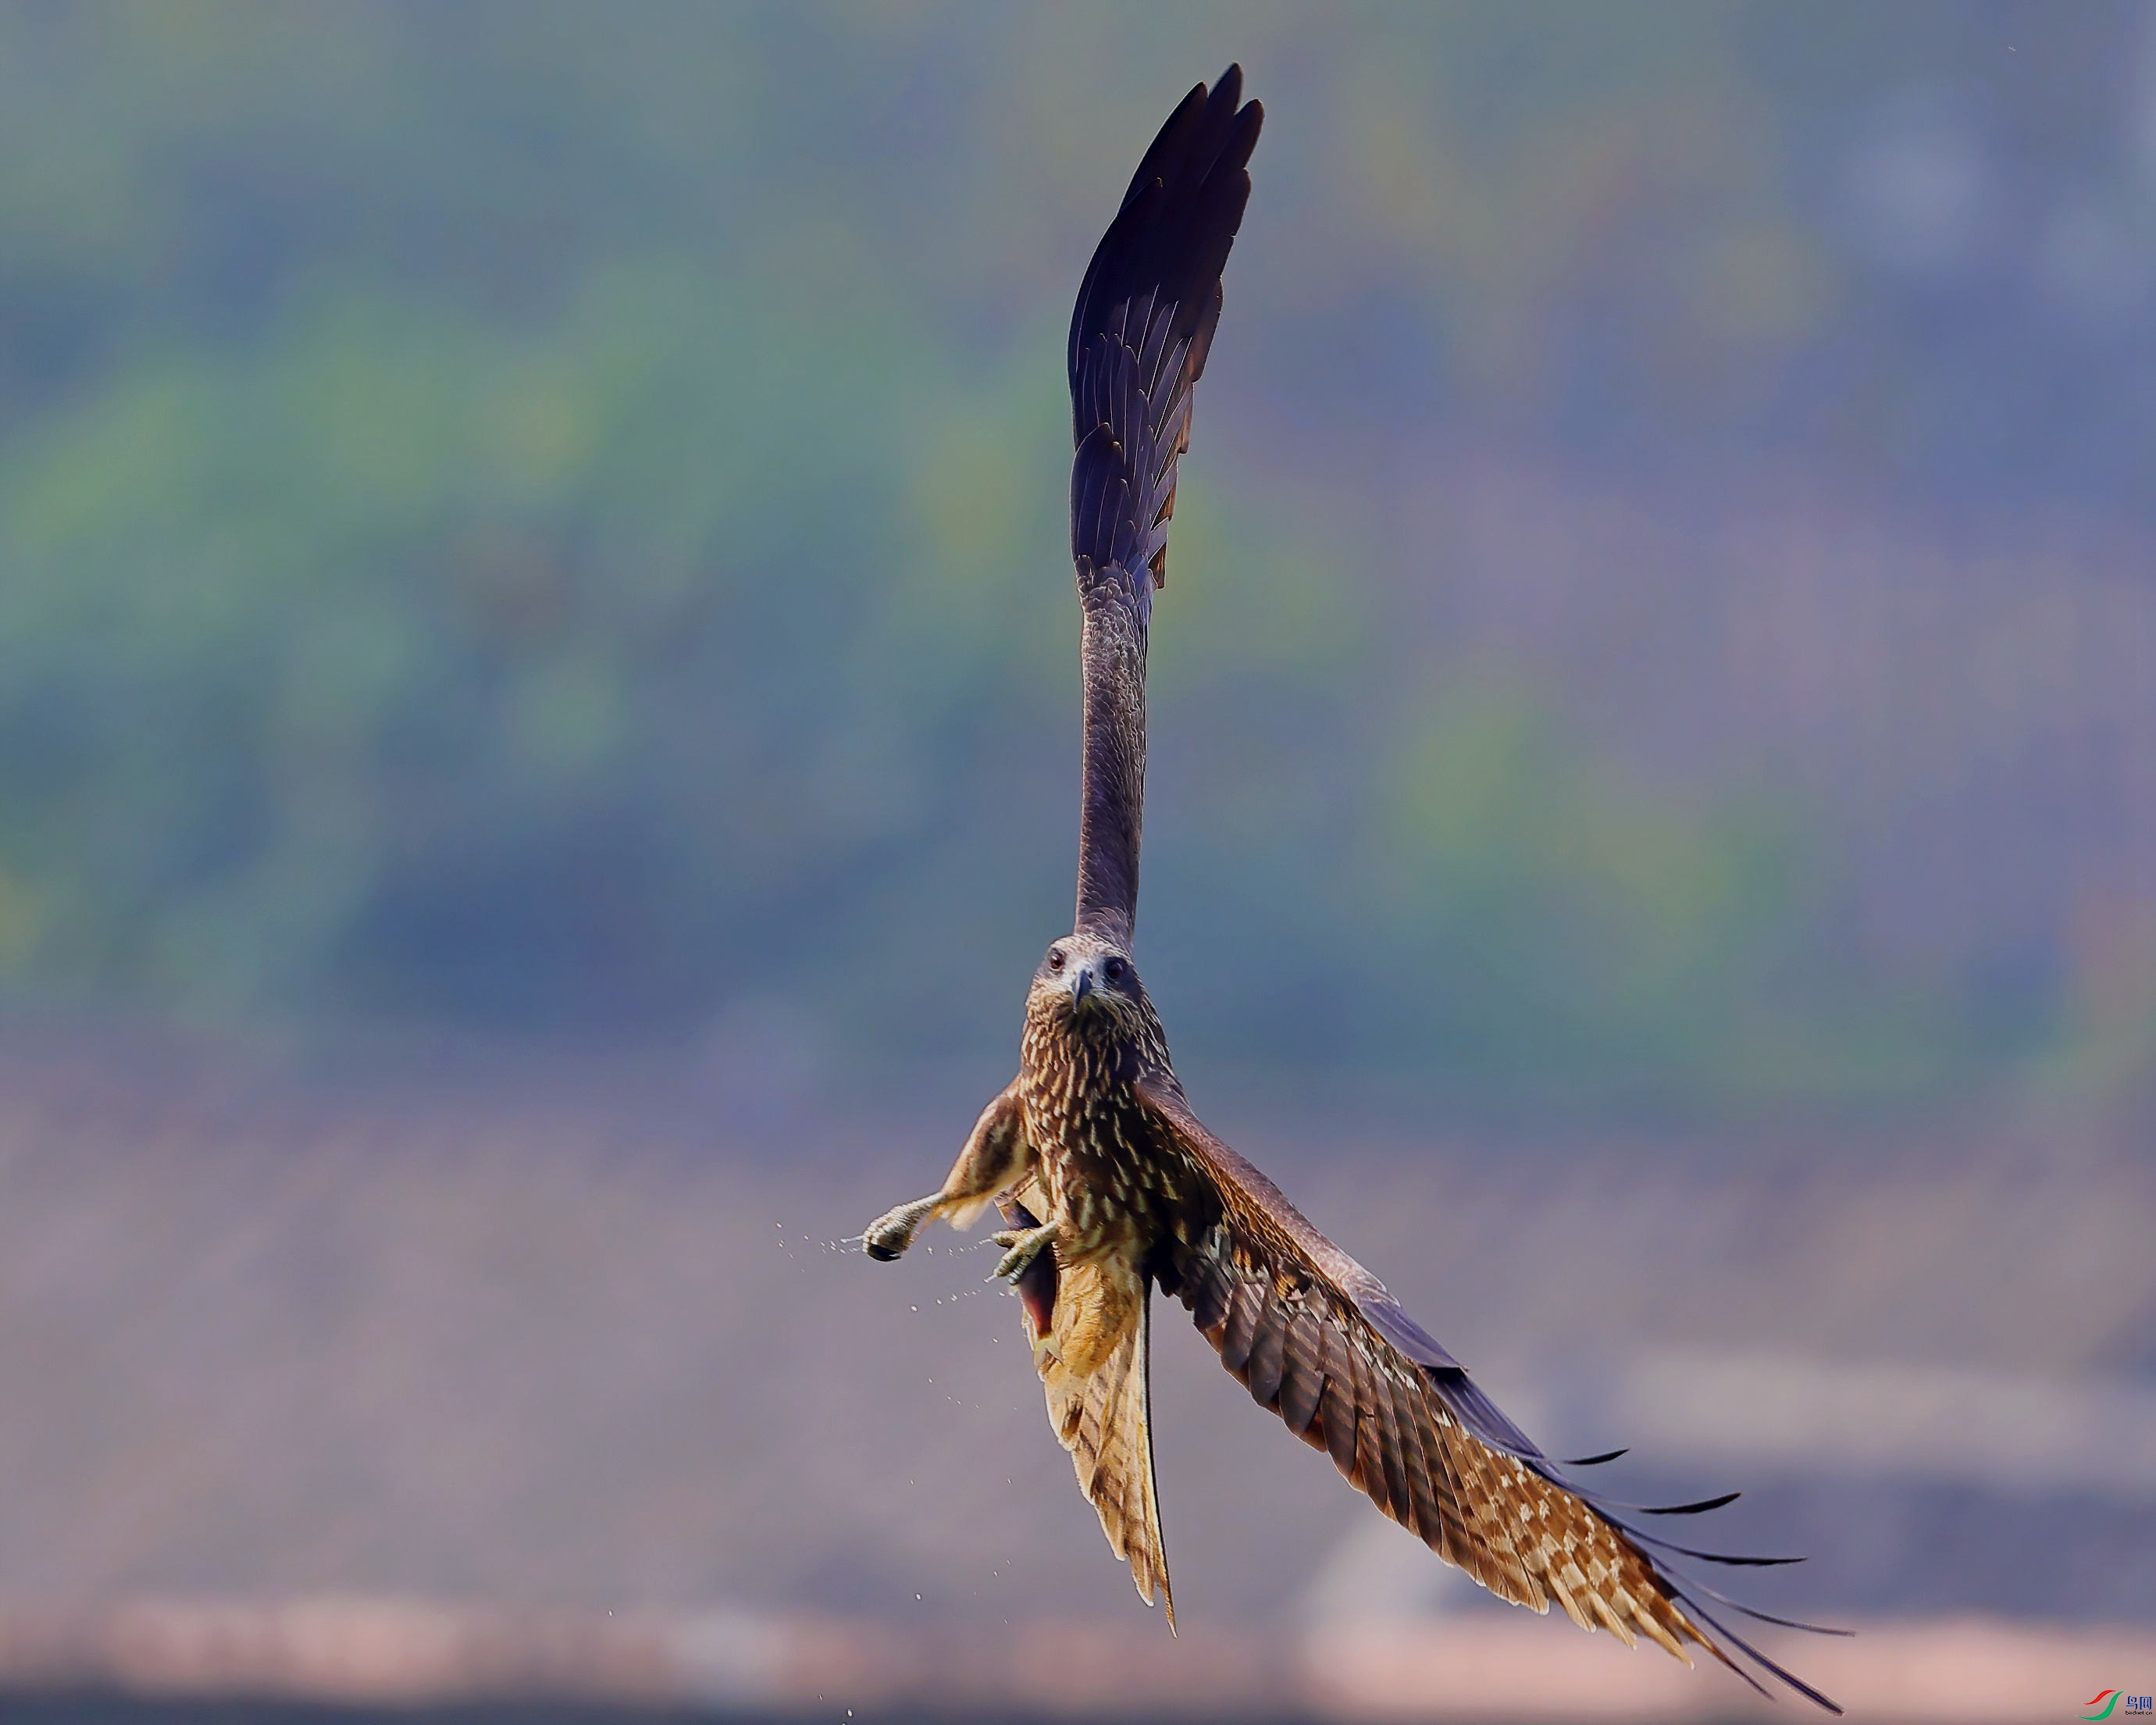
{"left": 987, "top": 1221, "right": 1057, "bottom": 1284}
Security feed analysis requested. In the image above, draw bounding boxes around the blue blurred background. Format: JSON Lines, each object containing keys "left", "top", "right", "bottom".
{"left": 1, "top": 4, "right": 2153, "bottom": 1719}
{"left": 3, "top": 0, "right": 2152, "bottom": 1108}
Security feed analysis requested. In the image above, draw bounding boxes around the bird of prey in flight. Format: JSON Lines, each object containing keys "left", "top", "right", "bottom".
{"left": 863, "top": 66, "right": 1840, "bottom": 1715}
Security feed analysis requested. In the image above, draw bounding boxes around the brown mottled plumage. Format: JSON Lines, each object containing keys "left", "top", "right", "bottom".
{"left": 861, "top": 66, "right": 1841, "bottom": 1713}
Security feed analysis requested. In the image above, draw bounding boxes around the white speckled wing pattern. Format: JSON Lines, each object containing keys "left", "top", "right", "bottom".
{"left": 1134, "top": 1077, "right": 1842, "bottom": 1713}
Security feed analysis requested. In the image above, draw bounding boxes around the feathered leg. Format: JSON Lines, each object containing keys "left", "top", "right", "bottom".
{"left": 862, "top": 1078, "right": 1028, "bottom": 1260}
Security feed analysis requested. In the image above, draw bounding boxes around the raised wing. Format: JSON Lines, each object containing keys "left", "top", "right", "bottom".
{"left": 1068, "top": 68, "right": 1261, "bottom": 946}
{"left": 1134, "top": 1076, "right": 1844, "bottom": 1714}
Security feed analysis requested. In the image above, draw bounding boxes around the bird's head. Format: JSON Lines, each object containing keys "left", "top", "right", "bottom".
{"left": 1027, "top": 931, "right": 1149, "bottom": 1040}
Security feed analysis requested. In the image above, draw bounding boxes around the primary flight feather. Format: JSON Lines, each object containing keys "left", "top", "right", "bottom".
{"left": 862, "top": 66, "right": 1840, "bottom": 1714}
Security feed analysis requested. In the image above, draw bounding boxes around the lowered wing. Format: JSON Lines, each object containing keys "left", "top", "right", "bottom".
{"left": 1135, "top": 1075, "right": 1844, "bottom": 1714}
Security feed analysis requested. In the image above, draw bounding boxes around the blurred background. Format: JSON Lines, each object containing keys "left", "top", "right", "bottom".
{"left": 0, "top": 2, "right": 2152, "bottom": 1720}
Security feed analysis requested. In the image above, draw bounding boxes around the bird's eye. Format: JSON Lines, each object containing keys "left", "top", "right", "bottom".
{"left": 1046, "top": 949, "right": 1065, "bottom": 971}
{"left": 1105, "top": 957, "right": 1126, "bottom": 981}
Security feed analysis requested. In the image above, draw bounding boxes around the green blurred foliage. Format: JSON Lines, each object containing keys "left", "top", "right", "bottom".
{"left": 0, "top": 0, "right": 2134, "bottom": 1107}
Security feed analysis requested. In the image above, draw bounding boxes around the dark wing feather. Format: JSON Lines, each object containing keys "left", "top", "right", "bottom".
{"left": 1067, "top": 68, "right": 1261, "bottom": 944}
{"left": 1133, "top": 1075, "right": 1843, "bottom": 1716}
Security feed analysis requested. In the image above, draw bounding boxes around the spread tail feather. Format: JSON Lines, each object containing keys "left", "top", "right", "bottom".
{"left": 1026, "top": 1248, "right": 1174, "bottom": 1628}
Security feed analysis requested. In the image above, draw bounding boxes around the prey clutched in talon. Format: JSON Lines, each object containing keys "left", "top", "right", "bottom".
{"left": 862, "top": 1196, "right": 941, "bottom": 1262}
{"left": 987, "top": 1220, "right": 1057, "bottom": 1283}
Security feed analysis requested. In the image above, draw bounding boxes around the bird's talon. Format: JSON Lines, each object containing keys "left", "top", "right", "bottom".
{"left": 862, "top": 1196, "right": 940, "bottom": 1262}
{"left": 988, "top": 1221, "right": 1057, "bottom": 1283}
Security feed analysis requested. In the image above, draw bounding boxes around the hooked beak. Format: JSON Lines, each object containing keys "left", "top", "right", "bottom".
{"left": 1070, "top": 964, "right": 1096, "bottom": 1010}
